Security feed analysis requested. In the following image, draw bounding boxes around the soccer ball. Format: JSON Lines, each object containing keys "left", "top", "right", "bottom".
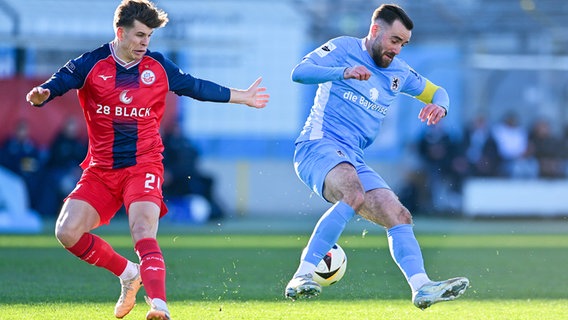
{"left": 313, "top": 243, "right": 347, "bottom": 286}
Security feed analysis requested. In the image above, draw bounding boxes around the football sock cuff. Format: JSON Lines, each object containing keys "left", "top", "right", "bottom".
{"left": 66, "top": 233, "right": 128, "bottom": 276}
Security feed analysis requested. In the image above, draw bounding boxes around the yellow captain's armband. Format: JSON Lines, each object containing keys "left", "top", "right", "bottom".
{"left": 415, "top": 80, "right": 439, "bottom": 104}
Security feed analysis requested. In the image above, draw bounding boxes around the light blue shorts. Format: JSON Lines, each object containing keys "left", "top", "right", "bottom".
{"left": 294, "top": 138, "right": 390, "bottom": 201}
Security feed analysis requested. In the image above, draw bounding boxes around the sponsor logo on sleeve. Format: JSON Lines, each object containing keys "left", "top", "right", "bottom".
{"left": 315, "top": 41, "right": 337, "bottom": 58}
{"left": 64, "top": 61, "right": 76, "bottom": 73}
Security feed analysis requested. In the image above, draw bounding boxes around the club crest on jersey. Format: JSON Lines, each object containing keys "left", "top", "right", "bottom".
{"left": 391, "top": 77, "right": 400, "bottom": 91}
{"left": 119, "top": 90, "right": 133, "bottom": 104}
{"left": 141, "top": 69, "right": 156, "bottom": 85}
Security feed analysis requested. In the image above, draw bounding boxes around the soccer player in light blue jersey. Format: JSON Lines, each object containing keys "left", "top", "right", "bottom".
{"left": 284, "top": 4, "right": 469, "bottom": 309}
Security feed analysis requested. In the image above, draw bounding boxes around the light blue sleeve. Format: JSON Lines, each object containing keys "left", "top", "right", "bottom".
{"left": 291, "top": 61, "right": 345, "bottom": 84}
{"left": 432, "top": 87, "right": 450, "bottom": 114}
{"left": 291, "top": 38, "right": 351, "bottom": 84}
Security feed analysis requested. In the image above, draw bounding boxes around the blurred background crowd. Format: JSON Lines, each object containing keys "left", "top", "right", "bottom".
{"left": 402, "top": 111, "right": 568, "bottom": 214}
{"left": 3, "top": 109, "right": 568, "bottom": 219}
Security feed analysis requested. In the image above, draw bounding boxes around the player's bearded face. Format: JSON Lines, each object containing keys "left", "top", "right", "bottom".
{"left": 369, "top": 21, "right": 410, "bottom": 68}
{"left": 369, "top": 35, "right": 394, "bottom": 68}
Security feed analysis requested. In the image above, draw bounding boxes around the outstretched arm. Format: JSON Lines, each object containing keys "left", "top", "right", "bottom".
{"left": 26, "top": 86, "right": 51, "bottom": 107}
{"left": 291, "top": 59, "right": 371, "bottom": 84}
{"left": 291, "top": 60, "right": 346, "bottom": 84}
{"left": 229, "top": 77, "right": 270, "bottom": 109}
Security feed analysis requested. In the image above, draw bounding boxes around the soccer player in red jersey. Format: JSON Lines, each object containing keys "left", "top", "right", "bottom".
{"left": 25, "top": 1, "right": 269, "bottom": 319}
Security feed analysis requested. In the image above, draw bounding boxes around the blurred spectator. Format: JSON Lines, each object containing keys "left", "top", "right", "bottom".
{"left": 491, "top": 112, "right": 537, "bottom": 178}
{"left": 463, "top": 115, "right": 500, "bottom": 177}
{"left": 528, "top": 119, "right": 564, "bottom": 178}
{"left": 562, "top": 126, "right": 568, "bottom": 176}
{"left": 162, "top": 123, "right": 225, "bottom": 220}
{"left": 397, "top": 169, "right": 429, "bottom": 214}
{"left": 0, "top": 120, "right": 45, "bottom": 212}
{"left": 38, "top": 117, "right": 87, "bottom": 217}
{"left": 417, "top": 124, "right": 462, "bottom": 213}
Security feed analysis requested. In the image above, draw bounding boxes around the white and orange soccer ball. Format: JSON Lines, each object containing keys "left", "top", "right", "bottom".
{"left": 313, "top": 243, "right": 347, "bottom": 286}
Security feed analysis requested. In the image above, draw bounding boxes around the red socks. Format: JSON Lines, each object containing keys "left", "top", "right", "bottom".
{"left": 135, "top": 238, "right": 167, "bottom": 301}
{"left": 66, "top": 234, "right": 166, "bottom": 301}
{"left": 66, "top": 233, "right": 127, "bottom": 277}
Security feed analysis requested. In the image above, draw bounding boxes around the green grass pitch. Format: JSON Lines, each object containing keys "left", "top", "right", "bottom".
{"left": 1, "top": 221, "right": 568, "bottom": 319}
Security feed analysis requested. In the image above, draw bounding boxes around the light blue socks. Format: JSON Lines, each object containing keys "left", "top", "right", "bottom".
{"left": 387, "top": 224, "right": 430, "bottom": 291}
{"left": 295, "top": 201, "right": 355, "bottom": 276}
{"left": 294, "top": 204, "right": 430, "bottom": 291}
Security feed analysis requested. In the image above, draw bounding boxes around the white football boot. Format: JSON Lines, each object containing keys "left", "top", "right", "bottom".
{"left": 412, "top": 277, "right": 469, "bottom": 310}
{"left": 284, "top": 273, "right": 322, "bottom": 301}
{"left": 114, "top": 264, "right": 143, "bottom": 318}
{"left": 145, "top": 296, "right": 171, "bottom": 320}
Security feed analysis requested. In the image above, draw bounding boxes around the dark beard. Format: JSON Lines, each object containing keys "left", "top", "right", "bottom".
{"left": 370, "top": 42, "right": 392, "bottom": 68}
{"left": 372, "top": 52, "right": 391, "bottom": 68}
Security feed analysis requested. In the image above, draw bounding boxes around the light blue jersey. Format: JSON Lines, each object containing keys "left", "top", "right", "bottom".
{"left": 287, "top": 10, "right": 469, "bottom": 304}
{"left": 293, "top": 36, "right": 447, "bottom": 150}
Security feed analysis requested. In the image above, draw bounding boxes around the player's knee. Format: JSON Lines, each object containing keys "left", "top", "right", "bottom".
{"left": 55, "top": 219, "right": 90, "bottom": 248}
{"left": 381, "top": 206, "right": 412, "bottom": 229}
{"left": 397, "top": 206, "right": 413, "bottom": 225}
{"left": 342, "top": 191, "right": 365, "bottom": 212}
{"left": 130, "top": 220, "right": 158, "bottom": 241}
{"left": 54, "top": 223, "right": 82, "bottom": 247}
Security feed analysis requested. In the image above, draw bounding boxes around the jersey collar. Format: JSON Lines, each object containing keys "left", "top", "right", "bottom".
{"left": 109, "top": 41, "right": 142, "bottom": 69}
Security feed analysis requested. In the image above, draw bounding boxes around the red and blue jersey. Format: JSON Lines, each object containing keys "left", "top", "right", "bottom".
{"left": 37, "top": 42, "right": 230, "bottom": 169}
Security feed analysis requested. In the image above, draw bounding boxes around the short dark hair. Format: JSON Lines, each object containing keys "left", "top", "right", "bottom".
{"left": 371, "top": 4, "right": 413, "bottom": 30}
{"left": 114, "top": 0, "right": 169, "bottom": 30}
